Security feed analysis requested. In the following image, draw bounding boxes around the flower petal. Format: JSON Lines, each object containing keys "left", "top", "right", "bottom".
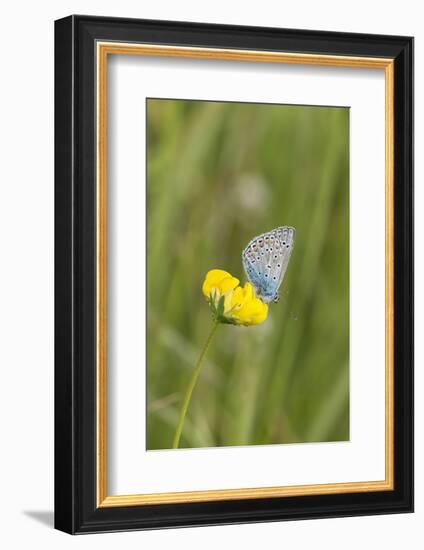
{"left": 202, "top": 269, "right": 239, "bottom": 298}
{"left": 231, "top": 282, "right": 268, "bottom": 325}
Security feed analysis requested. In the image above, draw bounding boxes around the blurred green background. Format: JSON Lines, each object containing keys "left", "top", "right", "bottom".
{"left": 146, "top": 98, "right": 349, "bottom": 450}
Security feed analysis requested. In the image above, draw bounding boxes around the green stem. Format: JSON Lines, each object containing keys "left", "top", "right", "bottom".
{"left": 172, "top": 321, "right": 219, "bottom": 449}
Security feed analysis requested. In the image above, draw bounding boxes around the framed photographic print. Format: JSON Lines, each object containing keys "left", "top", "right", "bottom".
{"left": 54, "top": 15, "right": 413, "bottom": 534}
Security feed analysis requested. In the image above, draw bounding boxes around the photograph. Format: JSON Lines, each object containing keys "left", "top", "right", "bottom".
{"left": 146, "top": 98, "right": 350, "bottom": 450}
{"left": 52, "top": 15, "right": 413, "bottom": 534}
{"left": 0, "top": 0, "right": 418, "bottom": 543}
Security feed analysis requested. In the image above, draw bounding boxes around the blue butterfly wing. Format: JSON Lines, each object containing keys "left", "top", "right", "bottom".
{"left": 272, "top": 226, "right": 295, "bottom": 288}
{"left": 242, "top": 226, "right": 295, "bottom": 303}
{"left": 242, "top": 253, "right": 266, "bottom": 295}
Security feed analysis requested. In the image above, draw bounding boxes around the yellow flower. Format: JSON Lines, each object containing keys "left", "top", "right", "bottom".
{"left": 229, "top": 282, "right": 268, "bottom": 325}
{"left": 202, "top": 269, "right": 240, "bottom": 302}
{"left": 202, "top": 270, "right": 268, "bottom": 326}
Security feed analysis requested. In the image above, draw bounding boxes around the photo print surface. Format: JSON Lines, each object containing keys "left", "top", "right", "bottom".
{"left": 146, "top": 98, "right": 349, "bottom": 451}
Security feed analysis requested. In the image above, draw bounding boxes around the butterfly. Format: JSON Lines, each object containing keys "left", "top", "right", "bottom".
{"left": 242, "top": 226, "right": 295, "bottom": 304}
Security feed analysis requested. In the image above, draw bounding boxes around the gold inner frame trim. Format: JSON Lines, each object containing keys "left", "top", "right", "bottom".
{"left": 96, "top": 41, "right": 395, "bottom": 508}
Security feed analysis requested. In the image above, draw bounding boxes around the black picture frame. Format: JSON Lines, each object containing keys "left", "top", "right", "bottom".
{"left": 55, "top": 14, "right": 413, "bottom": 534}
